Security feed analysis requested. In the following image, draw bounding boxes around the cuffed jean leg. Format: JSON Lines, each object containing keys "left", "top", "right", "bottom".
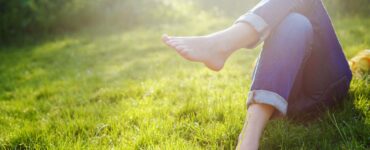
{"left": 248, "top": 13, "right": 313, "bottom": 119}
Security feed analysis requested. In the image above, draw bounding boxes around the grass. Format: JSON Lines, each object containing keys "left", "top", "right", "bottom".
{"left": 0, "top": 13, "right": 369, "bottom": 149}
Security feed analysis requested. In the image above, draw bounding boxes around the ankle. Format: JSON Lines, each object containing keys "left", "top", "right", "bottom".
{"left": 206, "top": 34, "right": 234, "bottom": 55}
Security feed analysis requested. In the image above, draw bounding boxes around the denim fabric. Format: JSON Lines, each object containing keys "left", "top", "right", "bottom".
{"left": 243, "top": 0, "right": 352, "bottom": 119}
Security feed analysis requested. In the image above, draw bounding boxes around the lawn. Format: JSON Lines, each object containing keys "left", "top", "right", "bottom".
{"left": 0, "top": 14, "right": 369, "bottom": 149}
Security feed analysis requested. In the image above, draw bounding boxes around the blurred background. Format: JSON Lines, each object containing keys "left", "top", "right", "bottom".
{"left": 0, "top": 0, "right": 369, "bottom": 44}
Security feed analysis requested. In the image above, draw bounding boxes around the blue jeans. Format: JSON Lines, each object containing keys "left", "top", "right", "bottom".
{"left": 237, "top": 0, "right": 352, "bottom": 119}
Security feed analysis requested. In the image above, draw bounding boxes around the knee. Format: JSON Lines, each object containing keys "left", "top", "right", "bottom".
{"left": 280, "top": 13, "right": 313, "bottom": 39}
{"left": 265, "top": 13, "right": 314, "bottom": 56}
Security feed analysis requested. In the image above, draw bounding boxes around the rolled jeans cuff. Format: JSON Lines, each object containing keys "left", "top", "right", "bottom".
{"left": 235, "top": 13, "right": 270, "bottom": 49}
{"left": 247, "top": 90, "right": 288, "bottom": 119}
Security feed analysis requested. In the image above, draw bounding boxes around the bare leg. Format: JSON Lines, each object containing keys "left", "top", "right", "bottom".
{"left": 236, "top": 104, "right": 275, "bottom": 150}
{"left": 162, "top": 18, "right": 270, "bottom": 149}
{"left": 162, "top": 23, "right": 258, "bottom": 71}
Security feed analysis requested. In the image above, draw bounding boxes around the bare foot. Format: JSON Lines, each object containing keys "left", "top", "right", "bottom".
{"left": 162, "top": 34, "right": 231, "bottom": 71}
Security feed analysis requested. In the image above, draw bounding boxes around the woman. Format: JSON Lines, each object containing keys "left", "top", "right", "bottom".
{"left": 162, "top": 0, "right": 352, "bottom": 149}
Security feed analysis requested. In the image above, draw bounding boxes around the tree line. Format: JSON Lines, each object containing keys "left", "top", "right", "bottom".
{"left": 0, "top": 0, "right": 368, "bottom": 43}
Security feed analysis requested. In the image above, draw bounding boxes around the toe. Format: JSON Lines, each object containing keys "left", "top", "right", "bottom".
{"left": 162, "top": 34, "right": 170, "bottom": 42}
{"left": 179, "top": 49, "right": 190, "bottom": 57}
{"left": 163, "top": 40, "right": 172, "bottom": 47}
{"left": 162, "top": 37, "right": 173, "bottom": 48}
{"left": 179, "top": 49, "right": 193, "bottom": 60}
{"left": 162, "top": 34, "right": 177, "bottom": 48}
{"left": 168, "top": 40, "right": 184, "bottom": 47}
{"left": 171, "top": 36, "right": 186, "bottom": 40}
{"left": 175, "top": 45, "right": 187, "bottom": 52}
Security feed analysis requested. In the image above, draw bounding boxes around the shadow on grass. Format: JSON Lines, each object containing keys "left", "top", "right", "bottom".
{"left": 261, "top": 77, "right": 369, "bottom": 149}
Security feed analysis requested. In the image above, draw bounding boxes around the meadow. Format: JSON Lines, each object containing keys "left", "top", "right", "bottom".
{"left": 0, "top": 1, "right": 369, "bottom": 149}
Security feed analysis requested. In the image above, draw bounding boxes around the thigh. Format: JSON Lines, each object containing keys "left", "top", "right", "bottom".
{"left": 285, "top": 0, "right": 352, "bottom": 120}
{"left": 302, "top": 51, "right": 351, "bottom": 107}
{"left": 286, "top": 50, "right": 352, "bottom": 120}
